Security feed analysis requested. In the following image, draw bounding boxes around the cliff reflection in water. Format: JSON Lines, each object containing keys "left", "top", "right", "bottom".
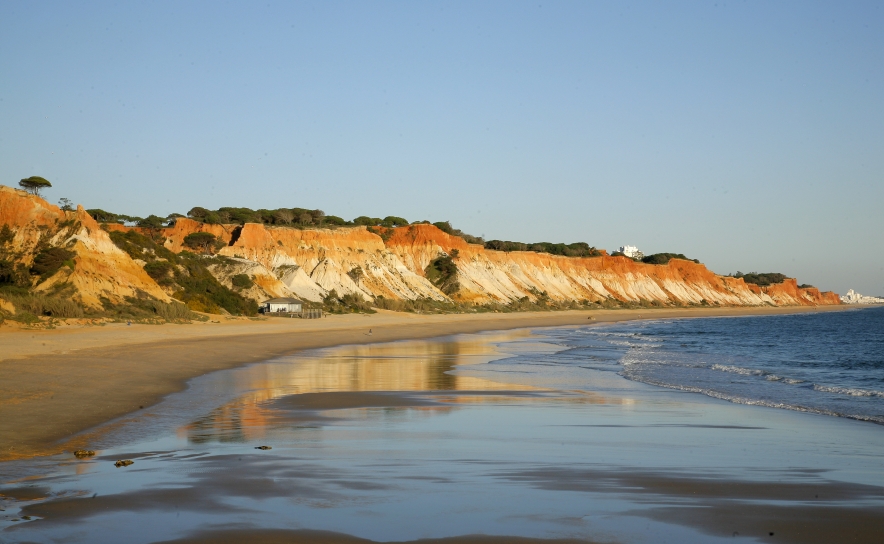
{"left": 181, "top": 331, "right": 539, "bottom": 444}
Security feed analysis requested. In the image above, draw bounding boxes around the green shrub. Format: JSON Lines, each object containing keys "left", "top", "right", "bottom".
{"left": 30, "top": 247, "right": 77, "bottom": 280}
{"left": 485, "top": 240, "right": 602, "bottom": 257}
{"left": 11, "top": 311, "right": 40, "bottom": 324}
{"left": 354, "top": 216, "right": 383, "bottom": 227}
{"left": 734, "top": 272, "right": 788, "bottom": 287}
{"left": 0, "top": 225, "right": 13, "bottom": 245}
{"left": 3, "top": 293, "right": 84, "bottom": 318}
{"left": 641, "top": 253, "right": 699, "bottom": 265}
{"left": 183, "top": 232, "right": 218, "bottom": 253}
{"left": 321, "top": 289, "right": 375, "bottom": 313}
{"left": 173, "top": 254, "right": 257, "bottom": 315}
{"left": 347, "top": 266, "right": 364, "bottom": 283}
{"left": 0, "top": 260, "right": 23, "bottom": 286}
{"left": 108, "top": 230, "right": 255, "bottom": 316}
{"left": 425, "top": 254, "right": 460, "bottom": 295}
{"left": 100, "top": 297, "right": 200, "bottom": 322}
{"left": 144, "top": 261, "right": 174, "bottom": 284}
{"left": 151, "top": 300, "right": 196, "bottom": 320}
{"left": 382, "top": 216, "right": 408, "bottom": 227}
{"left": 108, "top": 230, "right": 177, "bottom": 262}
{"left": 231, "top": 274, "right": 253, "bottom": 289}
{"left": 367, "top": 226, "right": 393, "bottom": 242}
{"left": 136, "top": 215, "right": 167, "bottom": 229}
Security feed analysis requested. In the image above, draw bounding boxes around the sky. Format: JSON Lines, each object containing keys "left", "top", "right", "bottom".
{"left": 1, "top": 1, "right": 882, "bottom": 295}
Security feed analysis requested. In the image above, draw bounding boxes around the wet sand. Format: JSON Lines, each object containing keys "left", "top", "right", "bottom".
{"left": 0, "top": 306, "right": 847, "bottom": 461}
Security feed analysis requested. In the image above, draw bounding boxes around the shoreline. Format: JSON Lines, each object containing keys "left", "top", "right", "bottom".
{"left": 0, "top": 305, "right": 849, "bottom": 462}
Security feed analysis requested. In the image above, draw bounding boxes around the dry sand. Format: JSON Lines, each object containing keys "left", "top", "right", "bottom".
{"left": 0, "top": 306, "right": 848, "bottom": 461}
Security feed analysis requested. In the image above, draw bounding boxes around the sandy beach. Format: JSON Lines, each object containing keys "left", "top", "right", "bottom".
{"left": 0, "top": 306, "right": 847, "bottom": 462}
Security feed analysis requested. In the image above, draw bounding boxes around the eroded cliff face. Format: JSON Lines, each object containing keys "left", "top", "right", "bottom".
{"left": 0, "top": 186, "right": 169, "bottom": 308}
{"left": 382, "top": 224, "right": 837, "bottom": 306}
{"left": 0, "top": 187, "right": 840, "bottom": 310}
{"left": 153, "top": 219, "right": 838, "bottom": 307}
{"left": 214, "top": 220, "right": 445, "bottom": 303}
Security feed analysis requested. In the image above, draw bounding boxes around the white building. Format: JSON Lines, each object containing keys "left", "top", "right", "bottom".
{"left": 618, "top": 245, "right": 643, "bottom": 259}
{"left": 260, "top": 297, "right": 304, "bottom": 313}
{"left": 840, "top": 289, "right": 884, "bottom": 304}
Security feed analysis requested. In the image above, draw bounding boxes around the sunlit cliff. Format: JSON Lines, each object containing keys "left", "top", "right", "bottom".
{"left": 0, "top": 186, "right": 840, "bottom": 312}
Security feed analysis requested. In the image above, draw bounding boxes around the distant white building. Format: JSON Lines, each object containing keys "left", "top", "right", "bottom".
{"left": 618, "top": 245, "right": 643, "bottom": 259}
{"left": 840, "top": 289, "right": 884, "bottom": 304}
{"left": 260, "top": 297, "right": 304, "bottom": 313}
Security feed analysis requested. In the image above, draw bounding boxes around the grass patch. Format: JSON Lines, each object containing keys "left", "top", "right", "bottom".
{"left": 1, "top": 291, "right": 84, "bottom": 318}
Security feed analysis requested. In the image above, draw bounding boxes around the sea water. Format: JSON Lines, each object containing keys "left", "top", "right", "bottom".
{"left": 492, "top": 306, "right": 884, "bottom": 424}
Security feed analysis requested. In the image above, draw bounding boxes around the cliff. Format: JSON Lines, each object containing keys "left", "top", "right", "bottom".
{"left": 0, "top": 186, "right": 169, "bottom": 308}
{"left": 159, "top": 218, "right": 838, "bottom": 307}
{"left": 0, "top": 187, "right": 840, "bottom": 312}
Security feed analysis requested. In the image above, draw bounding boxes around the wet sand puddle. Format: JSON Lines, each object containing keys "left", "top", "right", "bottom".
{"left": 2, "top": 328, "right": 884, "bottom": 544}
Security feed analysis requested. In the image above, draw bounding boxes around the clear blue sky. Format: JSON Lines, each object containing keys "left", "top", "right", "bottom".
{"left": 2, "top": 1, "right": 882, "bottom": 295}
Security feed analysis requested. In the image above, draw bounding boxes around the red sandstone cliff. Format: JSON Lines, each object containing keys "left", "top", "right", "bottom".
{"left": 0, "top": 186, "right": 169, "bottom": 308}
{"left": 152, "top": 218, "right": 839, "bottom": 307}
{"left": 0, "top": 187, "right": 840, "bottom": 310}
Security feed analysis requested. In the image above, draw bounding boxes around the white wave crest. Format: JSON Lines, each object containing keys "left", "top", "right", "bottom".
{"left": 711, "top": 364, "right": 765, "bottom": 376}
{"left": 813, "top": 385, "right": 884, "bottom": 398}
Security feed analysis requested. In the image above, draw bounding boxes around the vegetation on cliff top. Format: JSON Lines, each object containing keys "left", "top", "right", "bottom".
{"left": 18, "top": 176, "right": 52, "bottom": 197}
{"left": 641, "top": 253, "right": 700, "bottom": 265}
{"left": 485, "top": 240, "right": 603, "bottom": 258}
{"left": 731, "top": 272, "right": 789, "bottom": 287}
{"left": 86, "top": 203, "right": 611, "bottom": 262}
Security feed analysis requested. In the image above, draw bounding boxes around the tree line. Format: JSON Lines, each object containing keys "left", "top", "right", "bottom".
{"left": 484, "top": 240, "right": 603, "bottom": 258}
{"left": 730, "top": 272, "right": 789, "bottom": 286}
{"left": 83, "top": 203, "right": 620, "bottom": 262}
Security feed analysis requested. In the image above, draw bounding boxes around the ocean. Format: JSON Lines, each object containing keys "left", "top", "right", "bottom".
{"left": 489, "top": 306, "right": 884, "bottom": 425}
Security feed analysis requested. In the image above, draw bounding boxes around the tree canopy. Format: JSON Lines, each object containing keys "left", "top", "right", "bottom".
{"left": 641, "top": 253, "right": 699, "bottom": 265}
{"left": 734, "top": 272, "right": 788, "bottom": 286}
{"left": 485, "top": 240, "right": 602, "bottom": 258}
{"left": 183, "top": 232, "right": 219, "bottom": 253}
{"left": 19, "top": 176, "right": 52, "bottom": 197}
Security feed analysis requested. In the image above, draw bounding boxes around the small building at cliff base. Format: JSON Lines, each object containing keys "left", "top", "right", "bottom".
{"left": 261, "top": 297, "right": 303, "bottom": 313}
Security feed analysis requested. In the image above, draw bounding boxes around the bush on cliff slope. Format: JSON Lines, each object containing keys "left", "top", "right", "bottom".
{"left": 144, "top": 261, "right": 175, "bottom": 285}
{"left": 321, "top": 289, "right": 375, "bottom": 314}
{"left": 0, "top": 260, "right": 29, "bottom": 287}
{"left": 107, "top": 229, "right": 257, "bottom": 316}
{"left": 231, "top": 273, "right": 254, "bottom": 289}
{"left": 183, "top": 232, "right": 220, "bottom": 254}
{"left": 29, "top": 247, "right": 76, "bottom": 280}
{"left": 98, "top": 296, "right": 197, "bottom": 322}
{"left": 172, "top": 255, "right": 258, "bottom": 315}
{"left": 1, "top": 291, "right": 84, "bottom": 318}
{"left": 425, "top": 254, "right": 460, "bottom": 295}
